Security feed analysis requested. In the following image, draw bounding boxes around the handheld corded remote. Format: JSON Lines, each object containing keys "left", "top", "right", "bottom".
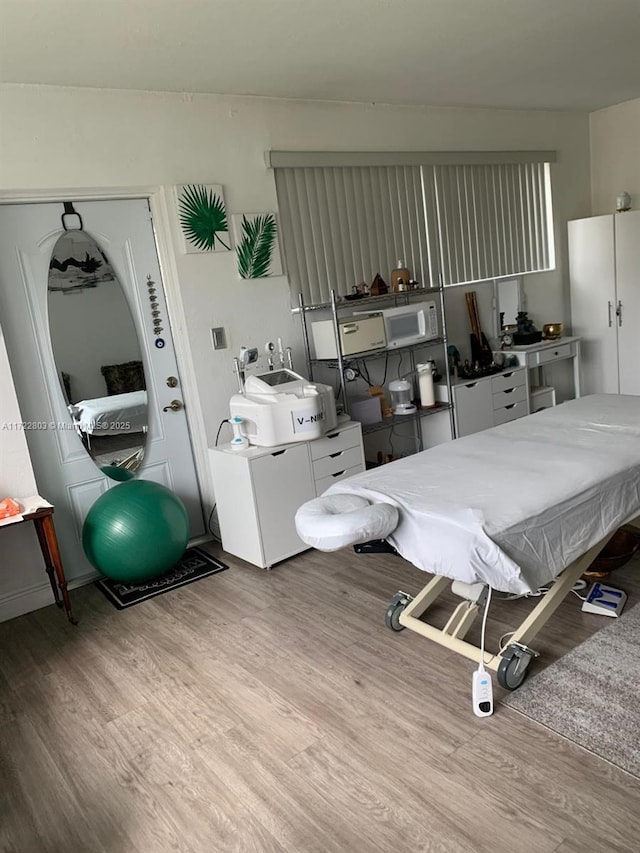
{"left": 472, "top": 669, "right": 494, "bottom": 717}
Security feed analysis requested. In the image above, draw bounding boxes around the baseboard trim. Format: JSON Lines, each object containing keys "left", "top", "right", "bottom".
{"left": 0, "top": 570, "right": 98, "bottom": 624}
{"left": 0, "top": 543, "right": 219, "bottom": 624}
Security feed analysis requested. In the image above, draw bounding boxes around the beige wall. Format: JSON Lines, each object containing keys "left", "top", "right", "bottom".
{"left": 0, "top": 82, "right": 591, "bottom": 616}
{"left": 590, "top": 98, "right": 640, "bottom": 215}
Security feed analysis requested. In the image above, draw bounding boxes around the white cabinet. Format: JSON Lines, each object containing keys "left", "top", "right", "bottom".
{"left": 438, "top": 367, "right": 529, "bottom": 437}
{"left": 209, "top": 420, "right": 364, "bottom": 568}
{"left": 568, "top": 210, "right": 640, "bottom": 395}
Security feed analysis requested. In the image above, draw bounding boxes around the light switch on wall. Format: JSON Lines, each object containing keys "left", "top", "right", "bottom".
{"left": 211, "top": 327, "right": 227, "bottom": 350}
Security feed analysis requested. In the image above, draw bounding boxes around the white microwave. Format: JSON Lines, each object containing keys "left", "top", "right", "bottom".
{"left": 354, "top": 301, "right": 438, "bottom": 349}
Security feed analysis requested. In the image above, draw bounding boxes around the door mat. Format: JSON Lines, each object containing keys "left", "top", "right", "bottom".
{"left": 95, "top": 547, "right": 228, "bottom": 610}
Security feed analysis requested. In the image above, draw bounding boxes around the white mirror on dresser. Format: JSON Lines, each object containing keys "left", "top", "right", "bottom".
{"left": 494, "top": 277, "right": 525, "bottom": 335}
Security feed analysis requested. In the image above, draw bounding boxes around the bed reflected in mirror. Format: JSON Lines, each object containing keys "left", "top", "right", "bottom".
{"left": 48, "top": 230, "right": 148, "bottom": 479}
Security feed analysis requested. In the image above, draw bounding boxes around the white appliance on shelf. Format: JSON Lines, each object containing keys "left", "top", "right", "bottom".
{"left": 229, "top": 368, "right": 337, "bottom": 447}
{"left": 568, "top": 210, "right": 640, "bottom": 396}
{"left": 354, "top": 300, "right": 438, "bottom": 349}
{"left": 311, "top": 313, "right": 386, "bottom": 359}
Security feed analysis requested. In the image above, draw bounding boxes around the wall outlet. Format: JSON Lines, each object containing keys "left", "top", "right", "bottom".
{"left": 211, "top": 327, "right": 227, "bottom": 350}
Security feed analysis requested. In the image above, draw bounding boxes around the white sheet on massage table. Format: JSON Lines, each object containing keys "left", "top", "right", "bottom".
{"left": 324, "top": 395, "right": 640, "bottom": 594}
{"left": 71, "top": 391, "right": 147, "bottom": 435}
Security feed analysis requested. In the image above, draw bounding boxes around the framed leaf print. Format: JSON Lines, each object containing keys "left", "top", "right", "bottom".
{"left": 231, "top": 212, "right": 283, "bottom": 279}
{"left": 176, "top": 184, "right": 231, "bottom": 253}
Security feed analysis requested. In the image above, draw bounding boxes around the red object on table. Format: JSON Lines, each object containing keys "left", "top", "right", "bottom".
{"left": 0, "top": 497, "right": 21, "bottom": 519}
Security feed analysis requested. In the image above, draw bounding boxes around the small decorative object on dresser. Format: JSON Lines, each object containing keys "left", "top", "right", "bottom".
{"left": 513, "top": 311, "right": 542, "bottom": 345}
{"left": 616, "top": 191, "right": 632, "bottom": 213}
{"left": 542, "top": 323, "right": 563, "bottom": 340}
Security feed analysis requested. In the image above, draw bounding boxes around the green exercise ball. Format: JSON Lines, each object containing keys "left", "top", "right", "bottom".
{"left": 82, "top": 479, "right": 189, "bottom": 583}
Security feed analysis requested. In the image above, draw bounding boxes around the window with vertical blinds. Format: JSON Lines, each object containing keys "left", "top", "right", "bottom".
{"left": 274, "top": 165, "right": 436, "bottom": 306}
{"left": 271, "top": 151, "right": 555, "bottom": 305}
{"left": 433, "top": 162, "right": 554, "bottom": 286}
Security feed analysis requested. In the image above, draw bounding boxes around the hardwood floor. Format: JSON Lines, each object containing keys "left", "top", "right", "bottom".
{"left": 2, "top": 543, "right": 640, "bottom": 853}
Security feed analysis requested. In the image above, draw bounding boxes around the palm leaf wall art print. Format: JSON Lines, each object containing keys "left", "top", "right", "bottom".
{"left": 232, "top": 213, "right": 282, "bottom": 279}
{"left": 176, "top": 184, "right": 231, "bottom": 253}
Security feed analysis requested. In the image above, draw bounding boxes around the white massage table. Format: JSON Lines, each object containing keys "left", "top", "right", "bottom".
{"left": 295, "top": 395, "right": 640, "bottom": 688}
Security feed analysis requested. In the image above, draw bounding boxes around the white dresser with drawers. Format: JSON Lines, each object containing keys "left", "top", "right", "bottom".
{"left": 505, "top": 336, "right": 581, "bottom": 412}
{"left": 438, "top": 367, "right": 530, "bottom": 438}
{"left": 209, "top": 419, "right": 364, "bottom": 568}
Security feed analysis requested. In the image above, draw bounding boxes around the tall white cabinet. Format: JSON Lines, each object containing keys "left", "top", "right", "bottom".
{"left": 568, "top": 210, "right": 640, "bottom": 395}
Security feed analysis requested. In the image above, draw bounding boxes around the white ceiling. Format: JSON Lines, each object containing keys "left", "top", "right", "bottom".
{"left": 1, "top": 0, "right": 640, "bottom": 112}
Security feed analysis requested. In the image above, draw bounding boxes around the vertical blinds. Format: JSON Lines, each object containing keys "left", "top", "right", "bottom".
{"left": 274, "top": 165, "right": 436, "bottom": 306}
{"left": 273, "top": 156, "right": 555, "bottom": 305}
{"left": 433, "top": 162, "right": 553, "bottom": 286}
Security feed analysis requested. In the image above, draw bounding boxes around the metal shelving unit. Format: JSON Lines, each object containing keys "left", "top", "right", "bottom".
{"left": 294, "top": 287, "right": 456, "bottom": 452}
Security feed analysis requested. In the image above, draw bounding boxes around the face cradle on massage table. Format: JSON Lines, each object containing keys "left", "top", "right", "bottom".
{"left": 295, "top": 395, "right": 640, "bottom": 688}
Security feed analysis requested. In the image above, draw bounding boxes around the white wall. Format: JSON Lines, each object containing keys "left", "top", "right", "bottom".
{"left": 589, "top": 97, "right": 640, "bottom": 215}
{"left": 0, "top": 83, "right": 591, "bottom": 614}
{"left": 0, "top": 323, "right": 44, "bottom": 609}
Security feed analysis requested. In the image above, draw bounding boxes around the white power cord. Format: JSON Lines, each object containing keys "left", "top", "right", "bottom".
{"left": 498, "top": 630, "right": 516, "bottom": 653}
{"left": 496, "top": 579, "right": 590, "bottom": 653}
{"left": 479, "top": 585, "right": 493, "bottom": 669}
{"left": 497, "top": 578, "right": 588, "bottom": 602}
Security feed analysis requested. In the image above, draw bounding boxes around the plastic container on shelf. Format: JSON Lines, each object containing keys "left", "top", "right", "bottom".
{"left": 349, "top": 395, "right": 382, "bottom": 424}
{"left": 388, "top": 379, "right": 416, "bottom": 414}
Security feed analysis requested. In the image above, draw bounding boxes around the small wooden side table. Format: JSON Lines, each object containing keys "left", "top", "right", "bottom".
{"left": 21, "top": 506, "right": 77, "bottom": 624}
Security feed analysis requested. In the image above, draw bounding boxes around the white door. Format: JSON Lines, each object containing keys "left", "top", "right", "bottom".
{"left": 568, "top": 214, "right": 619, "bottom": 395}
{"left": 0, "top": 198, "right": 204, "bottom": 582}
{"left": 615, "top": 210, "right": 640, "bottom": 396}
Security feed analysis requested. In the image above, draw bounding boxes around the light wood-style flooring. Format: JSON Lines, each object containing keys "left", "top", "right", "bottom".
{"left": 2, "top": 543, "right": 640, "bottom": 853}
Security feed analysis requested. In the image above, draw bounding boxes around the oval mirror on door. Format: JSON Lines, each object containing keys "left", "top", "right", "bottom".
{"left": 48, "top": 230, "right": 148, "bottom": 479}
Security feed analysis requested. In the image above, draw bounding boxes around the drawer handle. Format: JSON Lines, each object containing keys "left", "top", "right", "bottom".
{"left": 505, "top": 403, "right": 517, "bottom": 410}
{"left": 271, "top": 449, "right": 287, "bottom": 457}
{"left": 329, "top": 451, "right": 344, "bottom": 458}
{"left": 503, "top": 387, "right": 515, "bottom": 394}
{"left": 464, "top": 382, "right": 478, "bottom": 388}
{"left": 331, "top": 470, "right": 346, "bottom": 478}
{"left": 503, "top": 372, "right": 514, "bottom": 378}
{"left": 553, "top": 351, "right": 559, "bottom": 356}
{"left": 326, "top": 432, "right": 340, "bottom": 439}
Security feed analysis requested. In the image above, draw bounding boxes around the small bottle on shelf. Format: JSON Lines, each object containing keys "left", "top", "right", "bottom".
{"left": 391, "top": 259, "right": 411, "bottom": 293}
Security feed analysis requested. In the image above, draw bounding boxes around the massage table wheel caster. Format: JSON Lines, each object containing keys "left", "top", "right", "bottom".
{"left": 384, "top": 591, "right": 413, "bottom": 632}
{"left": 497, "top": 643, "right": 538, "bottom": 690}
